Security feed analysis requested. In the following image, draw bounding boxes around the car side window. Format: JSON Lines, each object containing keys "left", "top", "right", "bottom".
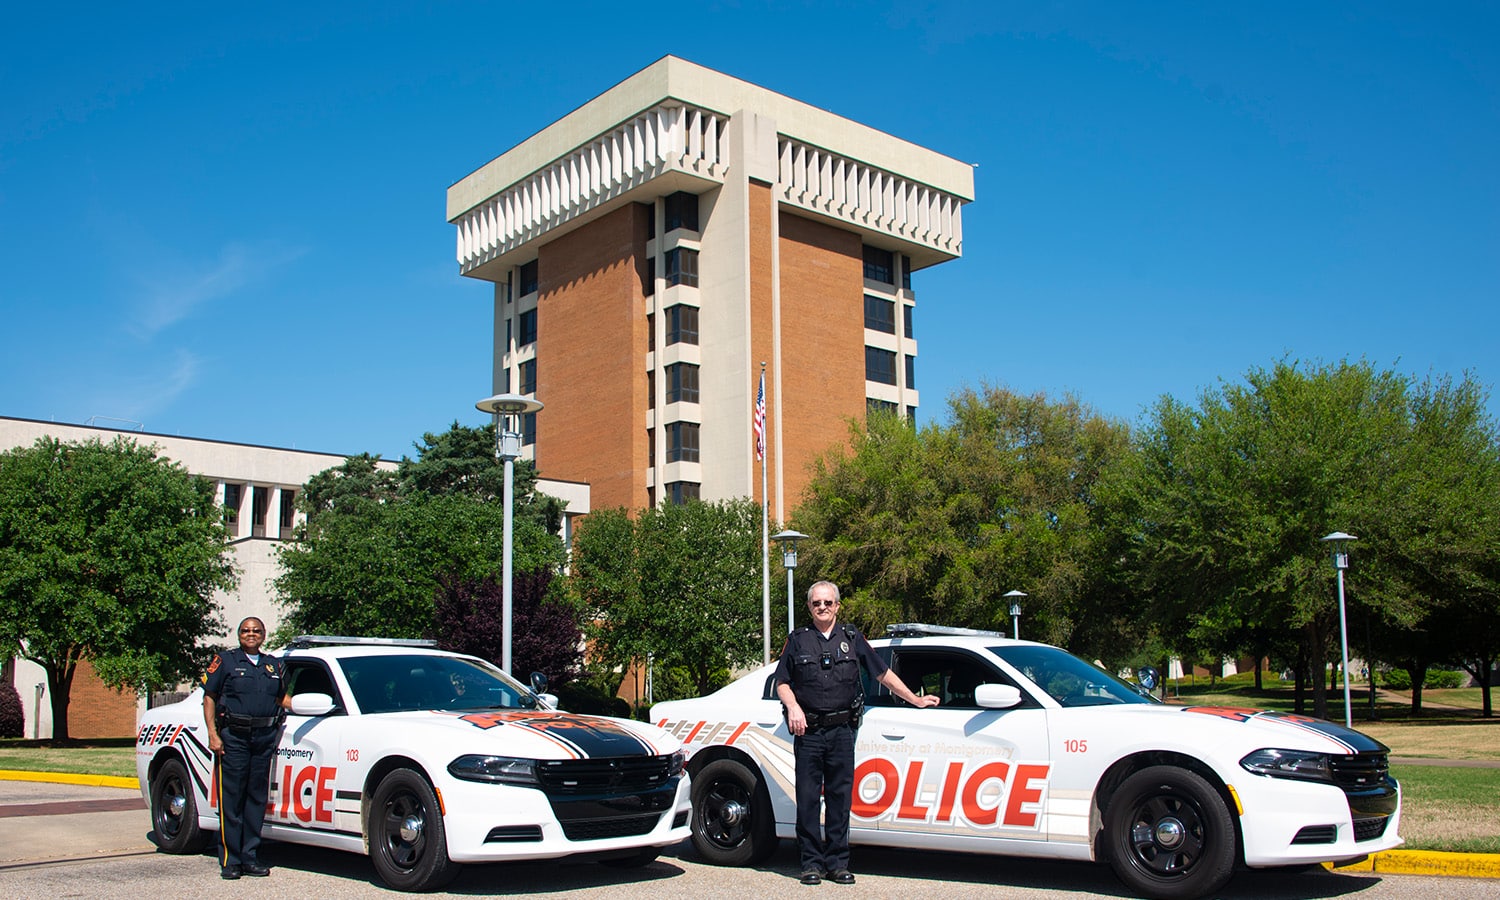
{"left": 888, "top": 649, "right": 1038, "bottom": 709}
{"left": 284, "top": 660, "right": 345, "bottom": 714}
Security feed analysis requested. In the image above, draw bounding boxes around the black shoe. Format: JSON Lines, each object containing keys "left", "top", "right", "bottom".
{"left": 241, "top": 862, "right": 270, "bottom": 877}
{"left": 221, "top": 865, "right": 242, "bottom": 880}
{"left": 831, "top": 869, "right": 855, "bottom": 884}
{"left": 800, "top": 869, "right": 824, "bottom": 885}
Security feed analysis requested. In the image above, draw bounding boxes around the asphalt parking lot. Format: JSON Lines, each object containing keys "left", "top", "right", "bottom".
{"left": 3, "top": 779, "right": 1498, "bottom": 899}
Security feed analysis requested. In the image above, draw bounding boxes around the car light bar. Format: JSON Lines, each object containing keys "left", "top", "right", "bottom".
{"left": 287, "top": 635, "right": 440, "bottom": 649}
{"left": 885, "top": 623, "right": 1007, "bottom": 638}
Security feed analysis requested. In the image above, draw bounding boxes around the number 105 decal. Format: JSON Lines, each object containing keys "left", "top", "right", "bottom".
{"left": 1063, "top": 739, "right": 1087, "bottom": 753}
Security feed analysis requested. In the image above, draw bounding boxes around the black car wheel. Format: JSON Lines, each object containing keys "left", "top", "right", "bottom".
{"left": 690, "top": 758, "right": 777, "bottom": 866}
{"left": 150, "top": 757, "right": 208, "bottom": 853}
{"left": 368, "top": 768, "right": 456, "bottom": 892}
{"left": 1105, "top": 765, "right": 1237, "bottom": 900}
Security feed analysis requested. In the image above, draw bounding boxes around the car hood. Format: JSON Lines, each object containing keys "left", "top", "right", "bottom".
{"left": 1073, "top": 703, "right": 1389, "bottom": 755}
{"left": 372, "top": 708, "right": 680, "bottom": 760}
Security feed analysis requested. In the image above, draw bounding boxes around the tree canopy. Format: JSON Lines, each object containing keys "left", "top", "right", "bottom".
{"left": 794, "top": 388, "right": 1137, "bottom": 664}
{"left": 275, "top": 423, "right": 566, "bottom": 641}
{"left": 0, "top": 437, "right": 235, "bottom": 739}
{"left": 1108, "top": 360, "right": 1500, "bottom": 717}
{"left": 566, "top": 498, "right": 765, "bottom": 699}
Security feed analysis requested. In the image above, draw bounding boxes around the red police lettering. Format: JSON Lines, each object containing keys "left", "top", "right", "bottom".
{"left": 852, "top": 757, "right": 1050, "bottom": 829}
{"left": 1003, "top": 764, "right": 1048, "bottom": 828}
{"left": 960, "top": 761, "right": 1011, "bottom": 826}
{"left": 316, "top": 767, "right": 336, "bottom": 823}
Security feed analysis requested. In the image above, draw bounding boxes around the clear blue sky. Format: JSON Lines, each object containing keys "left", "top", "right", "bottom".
{"left": 3, "top": 3, "right": 1496, "bottom": 461}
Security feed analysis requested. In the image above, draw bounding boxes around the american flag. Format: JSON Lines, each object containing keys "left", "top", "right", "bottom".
{"left": 753, "top": 372, "right": 766, "bottom": 461}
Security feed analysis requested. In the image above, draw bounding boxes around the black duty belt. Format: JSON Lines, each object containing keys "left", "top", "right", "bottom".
{"left": 222, "top": 713, "right": 280, "bottom": 728}
{"left": 805, "top": 709, "right": 854, "bottom": 728}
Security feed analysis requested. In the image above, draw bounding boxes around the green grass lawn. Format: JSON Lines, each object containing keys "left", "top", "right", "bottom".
{"left": 0, "top": 739, "right": 137, "bottom": 779}
{"left": 1394, "top": 764, "right": 1500, "bottom": 854}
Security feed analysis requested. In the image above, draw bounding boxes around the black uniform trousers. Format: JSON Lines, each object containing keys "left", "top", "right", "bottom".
{"left": 216, "top": 724, "right": 278, "bottom": 869}
{"left": 793, "top": 722, "right": 857, "bottom": 874}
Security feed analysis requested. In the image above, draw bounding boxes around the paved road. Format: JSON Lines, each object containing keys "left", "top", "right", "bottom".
{"left": 3, "top": 781, "right": 1497, "bottom": 899}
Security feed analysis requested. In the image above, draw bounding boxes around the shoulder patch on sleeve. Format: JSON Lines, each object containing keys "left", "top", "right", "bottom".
{"left": 206, "top": 655, "right": 221, "bottom": 675}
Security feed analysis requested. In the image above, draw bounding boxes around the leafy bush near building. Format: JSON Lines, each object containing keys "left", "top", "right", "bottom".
{"left": 0, "top": 682, "right": 24, "bottom": 738}
{"left": 1381, "top": 668, "right": 1466, "bottom": 690}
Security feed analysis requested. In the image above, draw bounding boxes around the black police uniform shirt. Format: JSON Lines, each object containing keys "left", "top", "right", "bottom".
{"left": 203, "top": 648, "right": 285, "bottom": 719}
{"left": 774, "top": 624, "right": 889, "bottom": 713}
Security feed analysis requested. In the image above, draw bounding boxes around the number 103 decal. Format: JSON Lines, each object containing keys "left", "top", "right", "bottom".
{"left": 1063, "top": 739, "right": 1088, "bottom": 753}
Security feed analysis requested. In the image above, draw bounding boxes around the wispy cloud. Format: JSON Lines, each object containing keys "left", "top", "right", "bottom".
{"left": 75, "top": 348, "right": 202, "bottom": 427}
{"left": 129, "top": 241, "right": 305, "bottom": 338}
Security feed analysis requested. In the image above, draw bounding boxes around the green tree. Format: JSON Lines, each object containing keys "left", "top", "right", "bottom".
{"left": 276, "top": 424, "right": 565, "bottom": 641}
{"left": 0, "top": 437, "right": 235, "bottom": 739}
{"left": 1111, "top": 360, "right": 1499, "bottom": 719}
{"left": 795, "top": 389, "right": 1134, "bottom": 663}
{"left": 566, "top": 499, "right": 765, "bottom": 699}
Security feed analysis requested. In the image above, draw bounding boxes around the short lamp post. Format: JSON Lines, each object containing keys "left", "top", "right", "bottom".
{"left": 1322, "top": 531, "right": 1358, "bottom": 728}
{"left": 476, "top": 393, "right": 544, "bottom": 675}
{"left": 772, "top": 529, "right": 808, "bottom": 635}
{"left": 1004, "top": 590, "right": 1027, "bottom": 640}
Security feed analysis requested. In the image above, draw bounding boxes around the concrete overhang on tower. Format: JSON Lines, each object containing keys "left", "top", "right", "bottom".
{"left": 447, "top": 56, "right": 974, "bottom": 282}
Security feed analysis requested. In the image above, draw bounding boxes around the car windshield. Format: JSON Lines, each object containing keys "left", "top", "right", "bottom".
{"left": 338, "top": 654, "right": 538, "bottom": 714}
{"left": 990, "top": 645, "right": 1154, "bottom": 707}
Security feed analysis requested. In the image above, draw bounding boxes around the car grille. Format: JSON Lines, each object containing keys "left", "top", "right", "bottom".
{"left": 1328, "top": 753, "right": 1388, "bottom": 789}
{"left": 484, "top": 825, "right": 543, "bottom": 843}
{"left": 1353, "top": 815, "right": 1391, "bottom": 842}
{"left": 559, "top": 813, "right": 662, "bottom": 841}
{"left": 536, "top": 756, "right": 675, "bottom": 795}
{"left": 1291, "top": 825, "right": 1338, "bottom": 845}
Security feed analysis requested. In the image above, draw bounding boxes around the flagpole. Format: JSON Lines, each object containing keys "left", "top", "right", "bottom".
{"left": 758, "top": 363, "right": 770, "bottom": 665}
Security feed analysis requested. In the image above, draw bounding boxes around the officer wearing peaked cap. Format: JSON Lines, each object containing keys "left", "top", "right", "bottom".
{"left": 775, "top": 581, "right": 938, "bottom": 885}
{"left": 203, "top": 616, "right": 289, "bottom": 879}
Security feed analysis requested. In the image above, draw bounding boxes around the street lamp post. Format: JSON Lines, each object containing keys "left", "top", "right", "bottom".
{"left": 476, "top": 393, "right": 544, "bottom": 675}
{"left": 1322, "top": 531, "right": 1358, "bottom": 729}
{"left": 1004, "top": 590, "right": 1026, "bottom": 640}
{"left": 772, "top": 529, "right": 808, "bottom": 636}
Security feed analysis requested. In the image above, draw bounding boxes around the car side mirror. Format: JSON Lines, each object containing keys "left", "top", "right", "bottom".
{"left": 290, "top": 692, "right": 336, "bottom": 716}
{"left": 537, "top": 692, "right": 561, "bottom": 710}
{"left": 1137, "top": 666, "right": 1160, "bottom": 692}
{"left": 974, "top": 684, "right": 1023, "bottom": 709}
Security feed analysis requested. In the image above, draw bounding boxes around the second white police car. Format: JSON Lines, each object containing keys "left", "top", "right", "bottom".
{"left": 651, "top": 624, "right": 1401, "bottom": 900}
{"left": 136, "top": 636, "right": 690, "bottom": 891}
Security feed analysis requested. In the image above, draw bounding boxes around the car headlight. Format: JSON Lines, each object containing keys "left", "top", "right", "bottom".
{"left": 1240, "top": 748, "right": 1334, "bottom": 783}
{"left": 666, "top": 750, "right": 686, "bottom": 777}
{"left": 448, "top": 755, "right": 540, "bottom": 786}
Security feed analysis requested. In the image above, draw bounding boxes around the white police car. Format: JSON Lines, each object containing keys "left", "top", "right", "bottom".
{"left": 136, "top": 637, "right": 689, "bottom": 891}
{"left": 651, "top": 625, "right": 1401, "bottom": 900}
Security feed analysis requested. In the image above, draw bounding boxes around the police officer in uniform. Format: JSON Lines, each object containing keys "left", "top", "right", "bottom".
{"left": 202, "top": 616, "right": 288, "bottom": 879}
{"left": 775, "top": 581, "right": 938, "bottom": 885}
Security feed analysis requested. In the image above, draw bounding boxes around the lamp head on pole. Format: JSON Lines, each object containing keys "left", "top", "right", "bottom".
{"left": 771, "top": 529, "right": 808, "bottom": 568}
{"left": 476, "top": 394, "right": 544, "bottom": 462}
{"left": 1321, "top": 531, "right": 1358, "bottom": 571}
{"left": 1004, "top": 589, "right": 1026, "bottom": 619}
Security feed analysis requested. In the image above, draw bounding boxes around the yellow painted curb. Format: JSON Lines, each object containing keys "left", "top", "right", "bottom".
{"left": 1333, "top": 849, "right": 1500, "bottom": 879}
{"left": 0, "top": 769, "right": 138, "bottom": 789}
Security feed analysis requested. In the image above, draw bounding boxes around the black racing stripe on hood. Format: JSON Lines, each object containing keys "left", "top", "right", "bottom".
{"left": 512, "top": 714, "right": 656, "bottom": 758}
{"left": 1256, "top": 710, "right": 1389, "bottom": 753}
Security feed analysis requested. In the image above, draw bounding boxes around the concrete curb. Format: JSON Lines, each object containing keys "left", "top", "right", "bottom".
{"left": 0, "top": 769, "right": 138, "bottom": 790}
{"left": 1333, "top": 849, "right": 1500, "bottom": 879}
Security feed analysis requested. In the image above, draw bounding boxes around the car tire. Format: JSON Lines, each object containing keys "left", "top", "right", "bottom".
{"left": 368, "top": 768, "right": 457, "bottom": 892}
{"left": 1104, "top": 765, "right": 1237, "bottom": 900}
{"left": 150, "top": 757, "right": 208, "bottom": 853}
{"left": 690, "top": 758, "right": 777, "bottom": 866}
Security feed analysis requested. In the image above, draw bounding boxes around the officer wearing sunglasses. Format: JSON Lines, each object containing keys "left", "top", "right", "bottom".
{"left": 774, "top": 581, "right": 938, "bottom": 885}
{"left": 202, "top": 616, "right": 290, "bottom": 879}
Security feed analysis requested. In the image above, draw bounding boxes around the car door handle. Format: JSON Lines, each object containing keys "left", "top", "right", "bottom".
{"left": 880, "top": 729, "right": 906, "bottom": 741}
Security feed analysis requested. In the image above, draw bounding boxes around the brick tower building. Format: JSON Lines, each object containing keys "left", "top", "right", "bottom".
{"left": 447, "top": 57, "right": 972, "bottom": 520}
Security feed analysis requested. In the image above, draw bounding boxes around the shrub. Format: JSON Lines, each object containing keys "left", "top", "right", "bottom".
{"left": 1380, "top": 668, "right": 1465, "bottom": 690}
{"left": 0, "top": 681, "right": 24, "bottom": 738}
